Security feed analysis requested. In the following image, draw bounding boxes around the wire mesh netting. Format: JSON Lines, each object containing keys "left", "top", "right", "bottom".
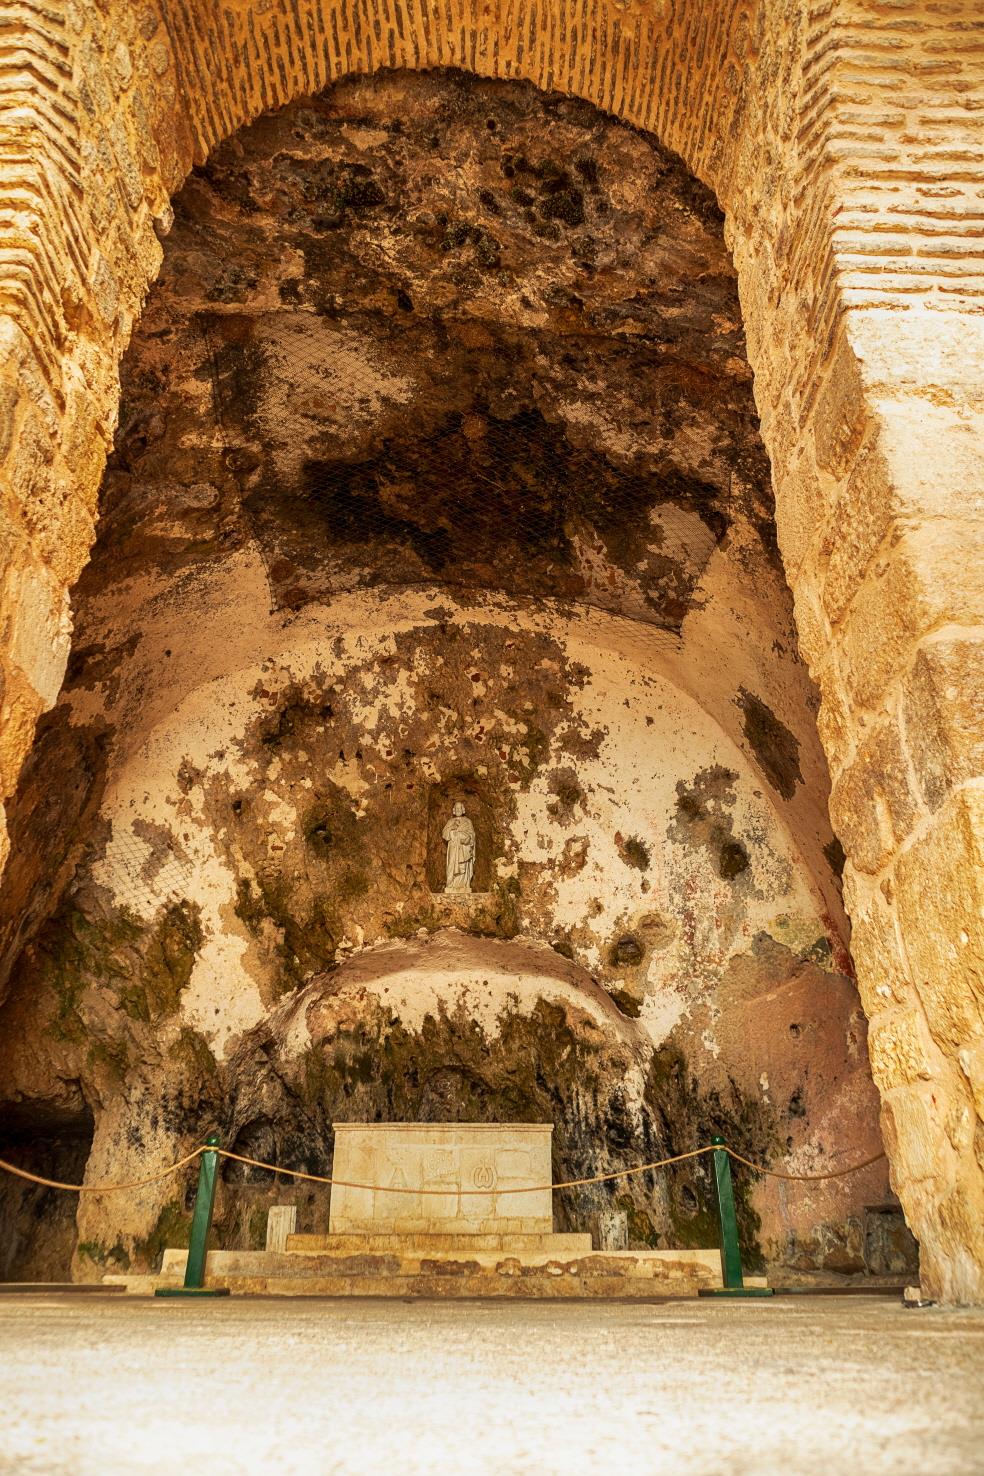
{"left": 196, "top": 302, "right": 744, "bottom": 630}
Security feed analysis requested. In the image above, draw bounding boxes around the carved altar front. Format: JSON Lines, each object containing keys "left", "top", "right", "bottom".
{"left": 329, "top": 1122, "right": 553, "bottom": 1235}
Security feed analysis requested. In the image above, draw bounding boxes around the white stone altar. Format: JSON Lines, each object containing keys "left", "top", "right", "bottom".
{"left": 328, "top": 1122, "right": 554, "bottom": 1235}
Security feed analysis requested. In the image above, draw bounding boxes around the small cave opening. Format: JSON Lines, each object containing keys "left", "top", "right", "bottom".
{"left": 0, "top": 1102, "right": 94, "bottom": 1282}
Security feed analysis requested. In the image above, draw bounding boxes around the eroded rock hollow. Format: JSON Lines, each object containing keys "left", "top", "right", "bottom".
{"left": 0, "top": 71, "right": 914, "bottom": 1283}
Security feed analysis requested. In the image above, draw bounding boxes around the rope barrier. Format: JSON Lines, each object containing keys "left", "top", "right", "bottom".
{"left": 725, "top": 1147, "right": 888, "bottom": 1182}
{"left": 212, "top": 1142, "right": 719, "bottom": 1192}
{"left": 0, "top": 1141, "right": 886, "bottom": 1195}
{"left": 0, "top": 1147, "right": 204, "bottom": 1194}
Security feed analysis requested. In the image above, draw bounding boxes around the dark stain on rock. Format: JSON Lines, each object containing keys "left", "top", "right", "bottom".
{"left": 718, "top": 839, "right": 750, "bottom": 880}
{"left": 642, "top": 1044, "right": 774, "bottom": 1269}
{"left": 116, "top": 900, "right": 204, "bottom": 1023}
{"left": 737, "top": 688, "right": 802, "bottom": 801}
{"left": 27, "top": 897, "right": 204, "bottom": 1035}
{"left": 546, "top": 767, "right": 585, "bottom": 823}
{"left": 605, "top": 986, "right": 643, "bottom": 1019}
{"left": 0, "top": 706, "right": 112, "bottom": 1004}
{"left": 611, "top": 935, "right": 644, "bottom": 967}
{"left": 669, "top": 767, "right": 753, "bottom": 891}
{"left": 617, "top": 835, "right": 650, "bottom": 871}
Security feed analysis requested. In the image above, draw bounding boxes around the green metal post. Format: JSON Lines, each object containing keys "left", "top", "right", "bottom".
{"left": 713, "top": 1135, "right": 744, "bottom": 1288}
{"left": 155, "top": 1134, "right": 230, "bottom": 1298}
{"left": 184, "top": 1133, "right": 220, "bottom": 1288}
{"left": 700, "top": 1136, "right": 774, "bottom": 1298}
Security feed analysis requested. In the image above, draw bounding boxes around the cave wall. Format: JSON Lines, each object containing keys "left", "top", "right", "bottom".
{"left": 0, "top": 584, "right": 891, "bottom": 1278}
{"left": 0, "top": 70, "right": 846, "bottom": 991}
{"left": 0, "top": 71, "right": 904, "bottom": 1282}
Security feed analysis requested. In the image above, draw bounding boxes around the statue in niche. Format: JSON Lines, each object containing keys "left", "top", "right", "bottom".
{"left": 443, "top": 802, "right": 476, "bottom": 894}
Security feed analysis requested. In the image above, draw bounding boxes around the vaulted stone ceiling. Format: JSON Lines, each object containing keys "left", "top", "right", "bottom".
{"left": 101, "top": 69, "right": 774, "bottom": 627}
{"left": 0, "top": 71, "right": 843, "bottom": 1000}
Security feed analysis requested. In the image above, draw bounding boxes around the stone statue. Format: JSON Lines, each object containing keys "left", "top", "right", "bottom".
{"left": 443, "top": 802, "right": 476, "bottom": 894}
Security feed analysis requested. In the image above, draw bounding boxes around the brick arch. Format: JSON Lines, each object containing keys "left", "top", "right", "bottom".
{"left": 157, "top": 0, "right": 757, "bottom": 196}
{"left": 1, "top": 0, "right": 983, "bottom": 1302}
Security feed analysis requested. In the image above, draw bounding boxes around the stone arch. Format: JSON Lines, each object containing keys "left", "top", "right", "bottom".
{"left": 0, "top": 1, "right": 982, "bottom": 1301}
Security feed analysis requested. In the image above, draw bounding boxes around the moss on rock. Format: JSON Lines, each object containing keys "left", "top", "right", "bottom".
{"left": 135, "top": 1198, "right": 191, "bottom": 1270}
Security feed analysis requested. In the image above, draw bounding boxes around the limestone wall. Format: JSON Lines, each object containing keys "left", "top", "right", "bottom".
{"left": 0, "top": 0, "right": 981, "bottom": 1297}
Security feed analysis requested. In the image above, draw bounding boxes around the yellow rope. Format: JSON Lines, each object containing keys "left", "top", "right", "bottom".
{"left": 213, "top": 1142, "right": 718, "bottom": 1192}
{"left": 0, "top": 1141, "right": 886, "bottom": 1195}
{"left": 725, "top": 1147, "right": 888, "bottom": 1182}
{"left": 0, "top": 1147, "right": 204, "bottom": 1195}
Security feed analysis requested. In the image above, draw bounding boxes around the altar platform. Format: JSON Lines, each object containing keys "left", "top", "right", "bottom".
{"left": 105, "top": 1122, "right": 726, "bottom": 1298}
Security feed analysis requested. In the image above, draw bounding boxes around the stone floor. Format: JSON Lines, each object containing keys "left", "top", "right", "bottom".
{"left": 0, "top": 1294, "right": 981, "bottom": 1474}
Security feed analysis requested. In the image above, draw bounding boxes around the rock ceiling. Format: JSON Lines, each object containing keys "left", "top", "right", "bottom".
{"left": 102, "top": 68, "right": 775, "bottom": 628}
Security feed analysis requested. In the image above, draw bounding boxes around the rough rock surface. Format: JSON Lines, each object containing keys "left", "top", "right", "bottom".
{"left": 0, "top": 73, "right": 908, "bottom": 1283}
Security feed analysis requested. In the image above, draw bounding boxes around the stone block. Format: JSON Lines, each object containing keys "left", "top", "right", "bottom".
{"left": 894, "top": 788, "right": 984, "bottom": 1054}
{"left": 874, "top": 397, "right": 984, "bottom": 523}
{"left": 109, "top": 118, "right": 144, "bottom": 212}
{"left": 902, "top": 637, "right": 984, "bottom": 814}
{"left": 836, "top": 523, "right": 984, "bottom": 713}
{"left": 90, "top": 251, "right": 120, "bottom": 328}
{"left": 810, "top": 336, "right": 867, "bottom": 479}
{"left": 938, "top": 1178, "right": 984, "bottom": 1284}
{"left": 7, "top": 404, "right": 54, "bottom": 508}
{"left": 813, "top": 653, "right": 852, "bottom": 761}
{"left": 0, "top": 678, "right": 43, "bottom": 797}
{"left": 788, "top": 581, "right": 830, "bottom": 676}
{"left": 772, "top": 456, "right": 830, "bottom": 579}
{"left": 0, "top": 380, "right": 20, "bottom": 463}
{"left": 265, "top": 1205, "right": 297, "bottom": 1254}
{"left": 8, "top": 564, "right": 72, "bottom": 710}
{"left": 329, "top": 1123, "right": 553, "bottom": 1235}
{"left": 843, "top": 879, "right": 909, "bottom": 1015}
{"left": 958, "top": 1036, "right": 984, "bottom": 1123}
{"left": 867, "top": 1007, "right": 939, "bottom": 1094}
{"left": 821, "top": 434, "right": 893, "bottom": 628}
{"left": 850, "top": 311, "right": 984, "bottom": 400}
{"left": 880, "top": 1083, "right": 952, "bottom": 1188}
{"left": 829, "top": 720, "right": 921, "bottom": 876}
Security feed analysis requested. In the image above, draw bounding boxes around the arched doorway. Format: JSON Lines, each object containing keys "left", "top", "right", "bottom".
{"left": 4, "top": 1, "right": 981, "bottom": 1302}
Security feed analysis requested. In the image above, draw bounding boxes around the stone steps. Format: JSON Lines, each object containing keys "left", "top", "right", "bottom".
{"left": 106, "top": 1245, "right": 724, "bottom": 1298}
{"left": 285, "top": 1231, "right": 594, "bottom": 1255}
{"left": 109, "top": 1271, "right": 712, "bottom": 1300}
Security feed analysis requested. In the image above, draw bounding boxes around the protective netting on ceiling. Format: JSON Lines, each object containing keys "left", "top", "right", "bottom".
{"left": 195, "top": 304, "right": 737, "bottom": 630}
{"left": 106, "top": 68, "right": 772, "bottom": 632}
